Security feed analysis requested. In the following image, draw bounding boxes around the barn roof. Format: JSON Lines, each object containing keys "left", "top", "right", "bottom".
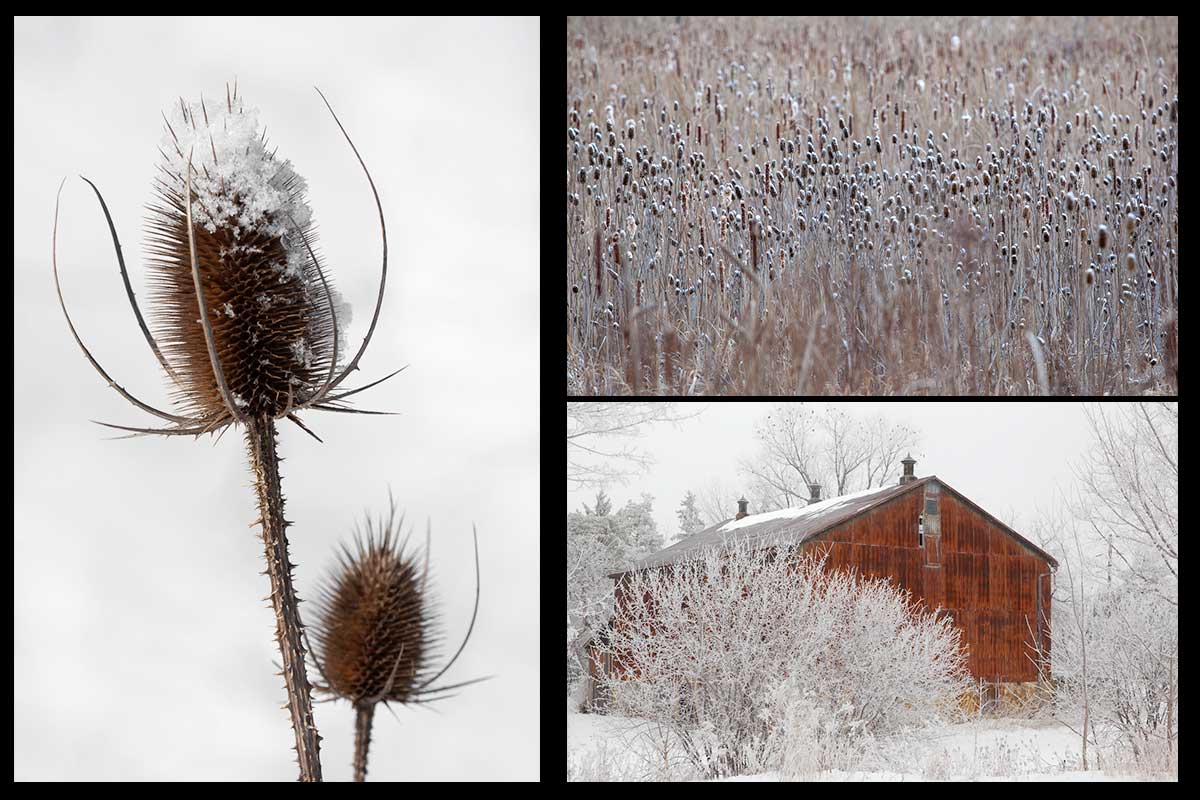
{"left": 609, "top": 476, "right": 1057, "bottom": 577}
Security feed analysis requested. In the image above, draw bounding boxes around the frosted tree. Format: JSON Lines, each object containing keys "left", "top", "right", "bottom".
{"left": 1035, "top": 404, "right": 1178, "bottom": 775}
{"left": 566, "top": 494, "right": 663, "bottom": 698}
{"left": 673, "top": 491, "right": 706, "bottom": 542}
{"left": 593, "top": 537, "right": 969, "bottom": 778}
{"left": 1073, "top": 402, "right": 1177, "bottom": 606}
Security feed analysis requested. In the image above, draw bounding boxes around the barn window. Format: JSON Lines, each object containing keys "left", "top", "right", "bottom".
{"left": 925, "top": 496, "right": 939, "bottom": 515}
{"left": 918, "top": 514, "right": 925, "bottom": 547}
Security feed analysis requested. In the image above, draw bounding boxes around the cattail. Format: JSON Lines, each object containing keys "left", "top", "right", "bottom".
{"left": 594, "top": 228, "right": 603, "bottom": 297}
{"left": 310, "top": 498, "right": 482, "bottom": 781}
{"left": 53, "top": 85, "right": 396, "bottom": 782}
{"left": 1097, "top": 224, "right": 1108, "bottom": 249}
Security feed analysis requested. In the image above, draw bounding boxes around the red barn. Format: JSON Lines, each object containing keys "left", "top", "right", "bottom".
{"left": 586, "top": 457, "right": 1056, "bottom": 711}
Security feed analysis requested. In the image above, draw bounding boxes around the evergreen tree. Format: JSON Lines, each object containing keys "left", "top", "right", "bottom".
{"left": 674, "top": 490, "right": 706, "bottom": 542}
{"left": 584, "top": 489, "right": 612, "bottom": 516}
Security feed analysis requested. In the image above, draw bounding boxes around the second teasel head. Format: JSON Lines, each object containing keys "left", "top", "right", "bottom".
{"left": 311, "top": 506, "right": 437, "bottom": 706}
{"left": 309, "top": 499, "right": 483, "bottom": 710}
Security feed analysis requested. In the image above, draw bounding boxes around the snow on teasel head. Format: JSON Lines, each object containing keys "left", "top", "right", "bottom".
{"left": 53, "top": 83, "right": 397, "bottom": 442}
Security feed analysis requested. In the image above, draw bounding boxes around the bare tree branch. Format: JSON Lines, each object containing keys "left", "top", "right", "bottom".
{"left": 567, "top": 402, "right": 704, "bottom": 488}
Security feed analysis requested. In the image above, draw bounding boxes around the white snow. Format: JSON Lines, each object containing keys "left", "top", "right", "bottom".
{"left": 159, "top": 92, "right": 314, "bottom": 282}
{"left": 290, "top": 338, "right": 313, "bottom": 369}
{"left": 568, "top": 708, "right": 1175, "bottom": 782}
{"left": 719, "top": 484, "right": 896, "bottom": 533}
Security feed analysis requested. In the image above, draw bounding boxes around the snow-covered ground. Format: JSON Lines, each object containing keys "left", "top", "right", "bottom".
{"left": 568, "top": 705, "right": 1176, "bottom": 782}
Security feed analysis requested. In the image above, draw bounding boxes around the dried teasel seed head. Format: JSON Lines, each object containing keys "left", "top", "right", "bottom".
{"left": 311, "top": 507, "right": 437, "bottom": 707}
{"left": 147, "top": 93, "right": 351, "bottom": 422}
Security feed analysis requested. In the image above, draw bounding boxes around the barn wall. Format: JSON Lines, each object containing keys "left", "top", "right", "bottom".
{"left": 811, "top": 485, "right": 1052, "bottom": 683}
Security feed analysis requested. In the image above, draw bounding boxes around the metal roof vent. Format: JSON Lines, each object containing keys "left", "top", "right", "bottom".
{"left": 735, "top": 496, "right": 749, "bottom": 520}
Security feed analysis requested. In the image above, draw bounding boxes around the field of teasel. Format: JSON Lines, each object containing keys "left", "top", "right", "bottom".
{"left": 565, "top": 16, "right": 1178, "bottom": 395}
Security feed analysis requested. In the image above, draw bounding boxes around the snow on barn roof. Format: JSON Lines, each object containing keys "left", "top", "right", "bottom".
{"left": 610, "top": 475, "right": 1057, "bottom": 577}
{"left": 613, "top": 480, "right": 922, "bottom": 576}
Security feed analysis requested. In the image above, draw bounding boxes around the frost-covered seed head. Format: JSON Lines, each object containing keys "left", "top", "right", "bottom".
{"left": 147, "top": 92, "right": 349, "bottom": 422}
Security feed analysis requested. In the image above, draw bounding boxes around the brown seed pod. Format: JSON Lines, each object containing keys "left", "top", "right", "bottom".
{"left": 311, "top": 507, "right": 436, "bottom": 707}
{"left": 146, "top": 104, "right": 341, "bottom": 423}
{"left": 308, "top": 497, "right": 483, "bottom": 781}
{"left": 53, "top": 84, "right": 399, "bottom": 442}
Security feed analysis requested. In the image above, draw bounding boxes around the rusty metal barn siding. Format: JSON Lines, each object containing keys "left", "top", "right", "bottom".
{"left": 809, "top": 487, "right": 1051, "bottom": 682}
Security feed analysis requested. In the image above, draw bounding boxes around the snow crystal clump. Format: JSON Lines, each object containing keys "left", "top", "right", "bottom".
{"left": 159, "top": 95, "right": 314, "bottom": 283}
{"left": 290, "top": 338, "right": 314, "bottom": 369}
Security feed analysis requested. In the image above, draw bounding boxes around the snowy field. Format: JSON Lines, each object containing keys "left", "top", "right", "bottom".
{"left": 567, "top": 704, "right": 1175, "bottom": 782}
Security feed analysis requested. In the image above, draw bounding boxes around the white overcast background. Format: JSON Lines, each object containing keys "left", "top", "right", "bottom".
{"left": 567, "top": 402, "right": 1098, "bottom": 544}
{"left": 15, "top": 17, "right": 538, "bottom": 781}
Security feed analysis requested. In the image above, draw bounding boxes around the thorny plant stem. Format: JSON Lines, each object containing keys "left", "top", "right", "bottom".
{"left": 353, "top": 703, "right": 375, "bottom": 782}
{"left": 246, "top": 415, "right": 323, "bottom": 782}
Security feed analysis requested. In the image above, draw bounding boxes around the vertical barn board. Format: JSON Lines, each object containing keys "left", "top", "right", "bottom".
{"left": 942, "top": 552, "right": 959, "bottom": 607}
{"left": 965, "top": 610, "right": 978, "bottom": 677}
{"left": 941, "top": 493, "right": 958, "bottom": 553}
{"left": 828, "top": 541, "right": 847, "bottom": 572}
{"left": 980, "top": 555, "right": 991, "bottom": 607}
{"left": 992, "top": 527, "right": 1009, "bottom": 557}
{"left": 1005, "top": 556, "right": 1017, "bottom": 606}
{"left": 1019, "top": 557, "right": 1037, "bottom": 611}
{"left": 851, "top": 542, "right": 866, "bottom": 575}
{"left": 941, "top": 494, "right": 957, "bottom": 553}
{"left": 988, "top": 555, "right": 1006, "bottom": 609}
{"left": 907, "top": 548, "right": 922, "bottom": 596}
{"left": 923, "top": 560, "right": 945, "bottom": 609}
{"left": 963, "top": 506, "right": 980, "bottom": 554}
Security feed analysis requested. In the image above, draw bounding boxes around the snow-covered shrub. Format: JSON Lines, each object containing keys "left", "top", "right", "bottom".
{"left": 594, "top": 537, "right": 970, "bottom": 778}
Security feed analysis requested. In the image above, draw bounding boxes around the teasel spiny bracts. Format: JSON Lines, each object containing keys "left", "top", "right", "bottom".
{"left": 309, "top": 497, "right": 484, "bottom": 781}
{"left": 52, "top": 83, "right": 401, "bottom": 781}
